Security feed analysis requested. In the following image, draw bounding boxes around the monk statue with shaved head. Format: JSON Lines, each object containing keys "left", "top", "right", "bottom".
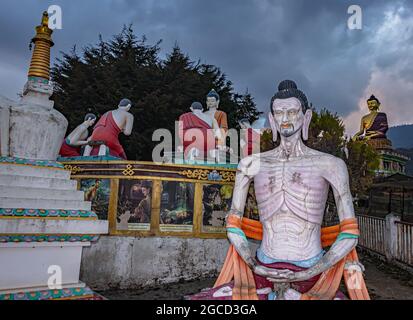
{"left": 188, "top": 80, "right": 369, "bottom": 300}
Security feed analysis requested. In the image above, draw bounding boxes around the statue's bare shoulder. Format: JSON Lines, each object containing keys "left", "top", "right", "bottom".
{"left": 303, "top": 147, "right": 350, "bottom": 190}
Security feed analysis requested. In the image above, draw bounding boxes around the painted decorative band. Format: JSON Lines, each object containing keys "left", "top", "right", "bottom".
{"left": 0, "top": 157, "right": 64, "bottom": 169}
{"left": 0, "top": 208, "right": 97, "bottom": 219}
{"left": 0, "top": 234, "right": 100, "bottom": 243}
{"left": 0, "top": 287, "right": 103, "bottom": 301}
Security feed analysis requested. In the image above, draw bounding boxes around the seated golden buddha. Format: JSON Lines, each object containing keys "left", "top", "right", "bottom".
{"left": 353, "top": 95, "right": 389, "bottom": 143}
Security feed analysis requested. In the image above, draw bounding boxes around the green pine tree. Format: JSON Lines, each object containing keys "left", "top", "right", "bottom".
{"left": 51, "top": 26, "right": 261, "bottom": 160}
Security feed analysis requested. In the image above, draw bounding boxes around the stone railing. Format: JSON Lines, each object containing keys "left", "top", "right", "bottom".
{"left": 357, "top": 213, "right": 413, "bottom": 268}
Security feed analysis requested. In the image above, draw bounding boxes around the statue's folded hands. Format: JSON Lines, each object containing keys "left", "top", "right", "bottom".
{"left": 254, "top": 265, "right": 295, "bottom": 279}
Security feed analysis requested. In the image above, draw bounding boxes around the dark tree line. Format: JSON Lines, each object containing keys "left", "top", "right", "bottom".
{"left": 51, "top": 26, "right": 261, "bottom": 160}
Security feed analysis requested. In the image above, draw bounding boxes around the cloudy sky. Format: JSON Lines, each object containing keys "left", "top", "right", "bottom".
{"left": 0, "top": 0, "right": 412, "bottom": 135}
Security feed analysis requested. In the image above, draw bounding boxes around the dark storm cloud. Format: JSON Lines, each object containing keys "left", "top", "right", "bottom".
{"left": 0, "top": 0, "right": 412, "bottom": 132}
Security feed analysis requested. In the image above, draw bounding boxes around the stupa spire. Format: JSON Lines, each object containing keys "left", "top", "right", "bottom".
{"left": 28, "top": 11, "right": 54, "bottom": 81}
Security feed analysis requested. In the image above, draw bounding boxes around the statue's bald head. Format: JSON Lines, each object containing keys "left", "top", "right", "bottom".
{"left": 190, "top": 101, "right": 203, "bottom": 112}
{"left": 84, "top": 113, "right": 97, "bottom": 122}
{"left": 118, "top": 98, "right": 132, "bottom": 111}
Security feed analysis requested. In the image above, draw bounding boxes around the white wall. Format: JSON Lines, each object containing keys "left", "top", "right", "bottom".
{"left": 80, "top": 236, "right": 231, "bottom": 290}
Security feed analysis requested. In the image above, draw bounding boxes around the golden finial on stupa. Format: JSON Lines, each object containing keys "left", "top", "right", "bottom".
{"left": 28, "top": 11, "right": 55, "bottom": 81}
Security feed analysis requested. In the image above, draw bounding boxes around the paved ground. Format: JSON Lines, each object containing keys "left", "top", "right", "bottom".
{"left": 361, "top": 252, "right": 413, "bottom": 300}
{"left": 99, "top": 252, "right": 413, "bottom": 300}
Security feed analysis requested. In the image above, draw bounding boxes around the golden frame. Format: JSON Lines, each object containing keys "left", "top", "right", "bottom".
{"left": 69, "top": 160, "right": 235, "bottom": 239}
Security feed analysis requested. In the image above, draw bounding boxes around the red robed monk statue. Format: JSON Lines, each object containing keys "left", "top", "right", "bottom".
{"left": 178, "top": 101, "right": 222, "bottom": 160}
{"left": 84, "top": 99, "right": 134, "bottom": 159}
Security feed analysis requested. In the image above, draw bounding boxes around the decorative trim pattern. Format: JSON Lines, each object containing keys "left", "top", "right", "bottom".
{"left": 63, "top": 164, "right": 83, "bottom": 174}
{"left": 0, "top": 234, "right": 100, "bottom": 243}
{"left": 179, "top": 169, "right": 209, "bottom": 180}
{"left": 0, "top": 157, "right": 64, "bottom": 169}
{"left": 0, "top": 287, "right": 104, "bottom": 300}
{"left": 179, "top": 169, "right": 235, "bottom": 182}
{"left": 219, "top": 171, "right": 236, "bottom": 182}
{"left": 0, "top": 208, "right": 97, "bottom": 219}
{"left": 122, "top": 164, "right": 135, "bottom": 176}
{"left": 28, "top": 76, "right": 49, "bottom": 85}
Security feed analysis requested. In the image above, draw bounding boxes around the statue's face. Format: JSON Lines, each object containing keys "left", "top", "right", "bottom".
{"left": 367, "top": 100, "right": 380, "bottom": 111}
{"left": 206, "top": 97, "right": 219, "bottom": 110}
{"left": 272, "top": 98, "right": 304, "bottom": 137}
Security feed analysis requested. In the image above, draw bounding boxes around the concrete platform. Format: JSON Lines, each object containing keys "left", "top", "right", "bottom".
{"left": 0, "top": 174, "right": 77, "bottom": 190}
{"left": 0, "top": 164, "right": 71, "bottom": 180}
{"left": 0, "top": 218, "right": 108, "bottom": 234}
{"left": 0, "top": 197, "right": 91, "bottom": 211}
{"left": 0, "top": 186, "right": 84, "bottom": 201}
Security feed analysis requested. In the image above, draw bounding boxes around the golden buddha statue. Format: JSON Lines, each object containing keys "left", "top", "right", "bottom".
{"left": 353, "top": 95, "right": 389, "bottom": 142}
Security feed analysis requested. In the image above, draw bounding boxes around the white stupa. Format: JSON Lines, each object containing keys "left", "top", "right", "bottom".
{"left": 0, "top": 11, "right": 108, "bottom": 300}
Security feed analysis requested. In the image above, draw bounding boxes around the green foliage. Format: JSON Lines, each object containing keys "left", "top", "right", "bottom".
{"left": 307, "top": 108, "right": 345, "bottom": 157}
{"left": 260, "top": 129, "right": 277, "bottom": 152}
{"left": 232, "top": 91, "right": 262, "bottom": 129}
{"left": 51, "top": 26, "right": 261, "bottom": 160}
{"left": 345, "top": 140, "right": 380, "bottom": 195}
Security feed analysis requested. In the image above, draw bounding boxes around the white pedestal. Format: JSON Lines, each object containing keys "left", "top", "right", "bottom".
{"left": 0, "top": 242, "right": 89, "bottom": 291}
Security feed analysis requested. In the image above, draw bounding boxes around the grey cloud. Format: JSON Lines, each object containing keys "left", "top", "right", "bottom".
{"left": 0, "top": 0, "right": 412, "bottom": 127}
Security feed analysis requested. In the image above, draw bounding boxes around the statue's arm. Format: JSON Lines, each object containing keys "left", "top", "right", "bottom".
{"left": 212, "top": 118, "right": 223, "bottom": 140}
{"left": 288, "top": 158, "right": 357, "bottom": 281}
{"left": 226, "top": 157, "right": 256, "bottom": 269}
{"left": 221, "top": 112, "right": 228, "bottom": 131}
{"left": 66, "top": 123, "right": 89, "bottom": 146}
{"left": 123, "top": 113, "right": 134, "bottom": 136}
{"left": 353, "top": 117, "right": 366, "bottom": 138}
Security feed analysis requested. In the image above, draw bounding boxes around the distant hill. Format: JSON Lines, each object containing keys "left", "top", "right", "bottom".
{"left": 388, "top": 124, "right": 413, "bottom": 148}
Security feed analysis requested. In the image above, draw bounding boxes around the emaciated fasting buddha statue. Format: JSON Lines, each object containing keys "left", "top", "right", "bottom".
{"left": 188, "top": 80, "right": 369, "bottom": 300}
{"left": 353, "top": 95, "right": 389, "bottom": 141}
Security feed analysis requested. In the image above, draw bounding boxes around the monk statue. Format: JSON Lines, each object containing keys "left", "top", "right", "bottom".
{"left": 59, "top": 113, "right": 97, "bottom": 158}
{"left": 188, "top": 80, "right": 369, "bottom": 300}
{"left": 83, "top": 99, "right": 134, "bottom": 159}
{"left": 205, "top": 89, "right": 228, "bottom": 149}
{"left": 239, "top": 117, "right": 261, "bottom": 158}
{"left": 353, "top": 95, "right": 389, "bottom": 141}
{"left": 178, "top": 102, "right": 221, "bottom": 160}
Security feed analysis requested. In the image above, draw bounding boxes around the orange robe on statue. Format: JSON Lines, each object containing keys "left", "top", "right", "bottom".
{"left": 188, "top": 218, "right": 370, "bottom": 300}
{"left": 214, "top": 110, "right": 228, "bottom": 146}
{"left": 179, "top": 112, "right": 216, "bottom": 158}
{"left": 89, "top": 111, "right": 127, "bottom": 159}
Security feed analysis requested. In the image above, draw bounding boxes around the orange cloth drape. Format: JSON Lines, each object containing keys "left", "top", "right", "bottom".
{"left": 215, "top": 217, "right": 370, "bottom": 300}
